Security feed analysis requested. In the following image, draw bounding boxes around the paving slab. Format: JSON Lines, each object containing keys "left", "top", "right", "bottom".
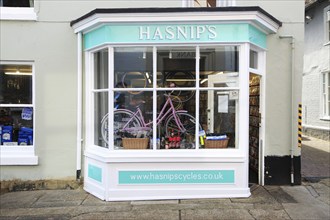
{"left": 70, "top": 210, "right": 180, "bottom": 220}
{"left": 230, "top": 185, "right": 278, "bottom": 204}
{"left": 248, "top": 209, "right": 291, "bottom": 220}
{"left": 181, "top": 208, "right": 254, "bottom": 220}
{"left": 0, "top": 190, "right": 46, "bottom": 209}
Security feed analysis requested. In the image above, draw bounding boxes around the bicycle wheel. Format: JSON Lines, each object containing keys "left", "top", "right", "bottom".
{"left": 165, "top": 112, "right": 202, "bottom": 147}
{"left": 165, "top": 71, "right": 195, "bottom": 103}
{"left": 122, "top": 72, "right": 147, "bottom": 95}
{"left": 101, "top": 110, "right": 142, "bottom": 146}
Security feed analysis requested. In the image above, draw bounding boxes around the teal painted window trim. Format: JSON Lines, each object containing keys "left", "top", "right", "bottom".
{"left": 88, "top": 164, "right": 102, "bottom": 182}
{"left": 118, "top": 170, "right": 235, "bottom": 184}
{"left": 84, "top": 23, "right": 266, "bottom": 49}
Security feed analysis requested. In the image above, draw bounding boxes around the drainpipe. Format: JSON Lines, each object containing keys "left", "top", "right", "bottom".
{"left": 279, "top": 35, "right": 295, "bottom": 186}
{"left": 76, "top": 32, "right": 83, "bottom": 180}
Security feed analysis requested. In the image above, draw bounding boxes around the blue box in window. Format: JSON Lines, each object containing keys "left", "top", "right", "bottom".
{"left": 18, "top": 127, "right": 33, "bottom": 145}
{"left": 2, "top": 126, "right": 13, "bottom": 143}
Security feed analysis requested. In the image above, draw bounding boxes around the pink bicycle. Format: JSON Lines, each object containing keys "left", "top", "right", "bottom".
{"left": 101, "top": 94, "right": 201, "bottom": 146}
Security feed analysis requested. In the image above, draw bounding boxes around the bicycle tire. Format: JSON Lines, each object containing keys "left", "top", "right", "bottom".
{"left": 101, "top": 110, "right": 142, "bottom": 145}
{"left": 122, "top": 72, "right": 147, "bottom": 95}
{"left": 165, "top": 71, "right": 195, "bottom": 103}
{"left": 165, "top": 112, "right": 202, "bottom": 146}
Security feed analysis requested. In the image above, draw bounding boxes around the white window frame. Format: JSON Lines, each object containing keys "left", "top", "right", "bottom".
{"left": 182, "top": 0, "right": 236, "bottom": 7}
{"left": 320, "top": 71, "right": 330, "bottom": 120}
{"left": 324, "top": 6, "right": 330, "bottom": 45}
{"left": 0, "top": 61, "right": 38, "bottom": 165}
{"left": 0, "top": 0, "right": 37, "bottom": 21}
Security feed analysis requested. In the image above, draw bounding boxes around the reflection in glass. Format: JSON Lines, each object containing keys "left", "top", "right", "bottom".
{"left": 0, "top": 64, "right": 32, "bottom": 104}
{"left": 157, "top": 47, "right": 196, "bottom": 103}
{"left": 114, "top": 47, "right": 153, "bottom": 91}
{"left": 95, "top": 92, "right": 108, "bottom": 148}
{"left": 113, "top": 91, "right": 153, "bottom": 150}
{"left": 156, "top": 92, "right": 198, "bottom": 149}
{"left": 199, "top": 90, "right": 238, "bottom": 149}
{"left": 94, "top": 49, "right": 108, "bottom": 89}
{"left": 200, "top": 46, "right": 239, "bottom": 88}
{"left": 250, "top": 50, "right": 258, "bottom": 69}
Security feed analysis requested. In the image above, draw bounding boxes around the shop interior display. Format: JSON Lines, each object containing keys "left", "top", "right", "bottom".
{"left": 249, "top": 74, "right": 260, "bottom": 172}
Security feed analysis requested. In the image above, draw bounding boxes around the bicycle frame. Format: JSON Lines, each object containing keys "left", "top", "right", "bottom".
{"left": 117, "top": 95, "right": 188, "bottom": 133}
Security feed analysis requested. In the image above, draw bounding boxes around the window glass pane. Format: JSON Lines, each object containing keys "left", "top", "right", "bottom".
{"left": 157, "top": 91, "right": 197, "bottom": 149}
{"left": 157, "top": 47, "right": 197, "bottom": 149}
{"left": 199, "top": 90, "right": 237, "bottom": 149}
{"left": 113, "top": 91, "right": 153, "bottom": 150}
{"left": 200, "top": 46, "right": 239, "bottom": 88}
{"left": 0, "top": 64, "right": 32, "bottom": 104}
{"left": 114, "top": 47, "right": 153, "bottom": 90}
{"left": 0, "top": 0, "right": 33, "bottom": 7}
{"left": 95, "top": 92, "right": 108, "bottom": 148}
{"left": 94, "top": 49, "right": 108, "bottom": 89}
{"left": 157, "top": 47, "right": 196, "bottom": 102}
{"left": 249, "top": 50, "right": 258, "bottom": 69}
{"left": 0, "top": 107, "right": 33, "bottom": 146}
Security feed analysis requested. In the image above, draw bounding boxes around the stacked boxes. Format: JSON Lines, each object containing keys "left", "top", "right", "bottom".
{"left": 0, "top": 125, "right": 33, "bottom": 145}
{"left": 18, "top": 127, "right": 33, "bottom": 145}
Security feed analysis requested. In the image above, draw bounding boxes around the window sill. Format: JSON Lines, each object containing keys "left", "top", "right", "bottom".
{"left": 320, "top": 116, "right": 330, "bottom": 121}
{"left": 324, "top": 42, "right": 330, "bottom": 46}
{"left": 0, "top": 146, "right": 38, "bottom": 165}
{"left": 0, "top": 7, "right": 37, "bottom": 21}
{"left": 85, "top": 146, "right": 245, "bottom": 163}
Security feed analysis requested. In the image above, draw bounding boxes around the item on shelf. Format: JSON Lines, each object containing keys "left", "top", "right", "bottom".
{"left": 18, "top": 127, "right": 33, "bottom": 145}
{"left": 204, "top": 134, "right": 229, "bottom": 148}
{"left": 2, "top": 126, "right": 13, "bottom": 143}
{"left": 122, "top": 138, "right": 149, "bottom": 149}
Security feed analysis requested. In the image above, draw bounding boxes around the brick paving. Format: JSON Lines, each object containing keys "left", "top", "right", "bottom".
{"left": 301, "top": 136, "right": 330, "bottom": 178}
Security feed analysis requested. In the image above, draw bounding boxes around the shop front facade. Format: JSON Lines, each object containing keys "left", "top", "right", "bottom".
{"left": 1, "top": 1, "right": 304, "bottom": 200}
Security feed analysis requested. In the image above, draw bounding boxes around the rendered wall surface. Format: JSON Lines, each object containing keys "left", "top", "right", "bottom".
{"left": 0, "top": 0, "right": 304, "bottom": 182}
{"left": 303, "top": 1, "right": 330, "bottom": 137}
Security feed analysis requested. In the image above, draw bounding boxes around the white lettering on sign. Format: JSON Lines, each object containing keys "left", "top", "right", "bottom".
{"left": 139, "top": 25, "right": 217, "bottom": 40}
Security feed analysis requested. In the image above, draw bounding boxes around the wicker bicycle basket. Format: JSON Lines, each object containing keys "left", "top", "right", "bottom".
{"left": 122, "top": 138, "right": 149, "bottom": 149}
{"left": 205, "top": 138, "right": 229, "bottom": 148}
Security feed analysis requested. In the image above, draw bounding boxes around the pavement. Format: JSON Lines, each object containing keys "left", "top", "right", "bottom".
{"left": 301, "top": 136, "right": 330, "bottom": 179}
{"left": 0, "top": 136, "right": 329, "bottom": 220}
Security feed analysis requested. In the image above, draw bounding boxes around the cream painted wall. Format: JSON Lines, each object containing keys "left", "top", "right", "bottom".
{"left": 0, "top": 22, "right": 77, "bottom": 180}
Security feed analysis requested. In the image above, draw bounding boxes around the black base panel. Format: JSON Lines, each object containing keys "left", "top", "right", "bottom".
{"left": 264, "top": 156, "right": 301, "bottom": 185}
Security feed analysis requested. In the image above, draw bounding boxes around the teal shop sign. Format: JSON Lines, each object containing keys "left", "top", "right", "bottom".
{"left": 88, "top": 164, "right": 102, "bottom": 183}
{"left": 84, "top": 23, "right": 266, "bottom": 49}
{"left": 118, "top": 170, "right": 235, "bottom": 184}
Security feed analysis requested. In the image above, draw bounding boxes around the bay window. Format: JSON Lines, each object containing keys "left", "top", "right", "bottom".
{"left": 88, "top": 45, "right": 241, "bottom": 151}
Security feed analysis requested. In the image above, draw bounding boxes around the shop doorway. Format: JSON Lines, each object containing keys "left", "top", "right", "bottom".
{"left": 207, "top": 73, "right": 238, "bottom": 148}
{"left": 249, "top": 73, "right": 262, "bottom": 184}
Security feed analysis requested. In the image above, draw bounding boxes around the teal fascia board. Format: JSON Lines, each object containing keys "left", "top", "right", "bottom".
{"left": 248, "top": 25, "right": 267, "bottom": 49}
{"left": 84, "top": 23, "right": 266, "bottom": 49}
